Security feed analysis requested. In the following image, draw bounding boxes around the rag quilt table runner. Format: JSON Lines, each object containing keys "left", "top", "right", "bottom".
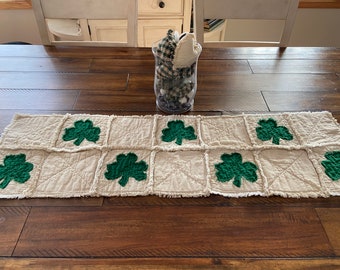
{"left": 0, "top": 112, "right": 340, "bottom": 199}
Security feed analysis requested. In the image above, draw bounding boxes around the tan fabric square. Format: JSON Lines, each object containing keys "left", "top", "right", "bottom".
{"left": 200, "top": 116, "right": 251, "bottom": 147}
{"left": 258, "top": 149, "right": 325, "bottom": 197}
{"left": 108, "top": 116, "right": 154, "bottom": 148}
{"left": 289, "top": 112, "right": 340, "bottom": 145}
{"left": 153, "top": 150, "right": 208, "bottom": 197}
{"left": 0, "top": 114, "right": 63, "bottom": 148}
{"left": 34, "top": 150, "right": 101, "bottom": 197}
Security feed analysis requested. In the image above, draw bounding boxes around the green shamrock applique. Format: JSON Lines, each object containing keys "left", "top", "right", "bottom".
{"left": 256, "top": 118, "right": 293, "bottom": 145}
{"left": 0, "top": 154, "right": 34, "bottom": 189}
{"left": 63, "top": 119, "right": 100, "bottom": 146}
{"left": 161, "top": 120, "right": 197, "bottom": 145}
{"left": 105, "top": 153, "right": 148, "bottom": 187}
{"left": 321, "top": 151, "right": 340, "bottom": 181}
{"left": 215, "top": 153, "right": 258, "bottom": 188}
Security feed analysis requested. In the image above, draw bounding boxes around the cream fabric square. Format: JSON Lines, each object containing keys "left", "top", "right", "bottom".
{"left": 309, "top": 146, "right": 340, "bottom": 196}
{"left": 200, "top": 116, "right": 251, "bottom": 147}
{"left": 108, "top": 116, "right": 154, "bottom": 148}
{"left": 56, "top": 114, "right": 110, "bottom": 149}
{"left": 154, "top": 115, "right": 200, "bottom": 148}
{"left": 0, "top": 114, "right": 63, "bottom": 148}
{"left": 245, "top": 114, "right": 299, "bottom": 146}
{"left": 33, "top": 150, "right": 101, "bottom": 197}
{"left": 96, "top": 150, "right": 151, "bottom": 196}
{"left": 0, "top": 150, "right": 45, "bottom": 198}
{"left": 153, "top": 150, "right": 208, "bottom": 197}
{"left": 258, "top": 149, "right": 325, "bottom": 197}
{"left": 209, "top": 150, "right": 264, "bottom": 197}
{"left": 289, "top": 112, "right": 340, "bottom": 145}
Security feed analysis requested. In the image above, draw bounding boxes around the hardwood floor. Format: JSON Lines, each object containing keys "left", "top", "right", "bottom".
{"left": 0, "top": 46, "right": 339, "bottom": 269}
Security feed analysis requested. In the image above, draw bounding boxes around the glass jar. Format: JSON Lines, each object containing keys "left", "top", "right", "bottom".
{"left": 152, "top": 42, "right": 201, "bottom": 114}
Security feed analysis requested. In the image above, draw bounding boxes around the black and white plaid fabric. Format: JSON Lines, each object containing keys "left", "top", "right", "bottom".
{"left": 154, "top": 29, "right": 196, "bottom": 105}
{"left": 155, "top": 29, "right": 177, "bottom": 62}
{"left": 155, "top": 29, "right": 194, "bottom": 79}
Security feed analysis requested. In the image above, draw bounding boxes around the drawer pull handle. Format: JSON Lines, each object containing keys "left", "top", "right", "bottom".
{"left": 159, "top": 1, "right": 165, "bottom": 8}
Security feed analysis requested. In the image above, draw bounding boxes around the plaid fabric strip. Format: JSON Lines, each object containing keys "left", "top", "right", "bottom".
{"left": 155, "top": 29, "right": 177, "bottom": 62}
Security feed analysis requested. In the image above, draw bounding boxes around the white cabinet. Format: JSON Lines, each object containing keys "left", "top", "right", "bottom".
{"left": 138, "top": 0, "right": 192, "bottom": 47}
{"left": 88, "top": 20, "right": 128, "bottom": 42}
{"left": 204, "top": 21, "right": 226, "bottom": 42}
{"left": 138, "top": 19, "right": 183, "bottom": 47}
{"left": 42, "top": 0, "right": 192, "bottom": 47}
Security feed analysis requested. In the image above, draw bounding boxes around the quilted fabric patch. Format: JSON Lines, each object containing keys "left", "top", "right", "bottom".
{"left": 0, "top": 112, "right": 339, "bottom": 198}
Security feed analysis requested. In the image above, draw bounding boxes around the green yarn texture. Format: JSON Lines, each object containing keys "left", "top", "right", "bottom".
{"left": 105, "top": 153, "right": 148, "bottom": 187}
{"left": 256, "top": 118, "right": 293, "bottom": 145}
{"left": 161, "top": 120, "right": 197, "bottom": 145}
{"left": 322, "top": 151, "right": 340, "bottom": 181}
{"left": 215, "top": 153, "right": 258, "bottom": 188}
{"left": 63, "top": 119, "right": 100, "bottom": 146}
{"left": 0, "top": 154, "right": 33, "bottom": 189}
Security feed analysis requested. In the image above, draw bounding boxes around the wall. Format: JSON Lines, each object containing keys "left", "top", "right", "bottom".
{"left": 0, "top": 9, "right": 41, "bottom": 44}
{"left": 224, "top": 9, "right": 340, "bottom": 46}
{"left": 290, "top": 8, "right": 340, "bottom": 46}
{"left": 1, "top": 8, "right": 340, "bottom": 46}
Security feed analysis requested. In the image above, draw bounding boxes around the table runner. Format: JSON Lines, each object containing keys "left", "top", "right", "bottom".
{"left": 0, "top": 112, "right": 339, "bottom": 199}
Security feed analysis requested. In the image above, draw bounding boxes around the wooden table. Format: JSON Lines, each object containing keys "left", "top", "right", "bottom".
{"left": 0, "top": 45, "right": 340, "bottom": 269}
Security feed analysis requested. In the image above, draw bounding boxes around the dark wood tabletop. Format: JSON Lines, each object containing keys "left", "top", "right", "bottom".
{"left": 0, "top": 45, "right": 340, "bottom": 269}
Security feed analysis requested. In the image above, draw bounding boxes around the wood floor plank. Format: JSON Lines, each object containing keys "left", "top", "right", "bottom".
{"left": 0, "top": 58, "right": 91, "bottom": 72}
{"left": 90, "top": 59, "right": 154, "bottom": 74}
{"left": 195, "top": 92, "right": 268, "bottom": 112}
{"left": 316, "top": 208, "right": 340, "bottom": 256}
{"left": 90, "top": 59, "right": 253, "bottom": 75}
{"left": 0, "top": 45, "right": 152, "bottom": 59}
{"left": 228, "top": 196, "right": 340, "bottom": 207}
{"left": 262, "top": 91, "right": 340, "bottom": 111}
{"left": 74, "top": 92, "right": 158, "bottom": 112}
{"left": 199, "top": 60, "right": 252, "bottom": 75}
{"left": 0, "top": 207, "right": 30, "bottom": 256}
{"left": 104, "top": 195, "right": 233, "bottom": 207}
{"left": 249, "top": 60, "right": 340, "bottom": 74}
{"left": 126, "top": 73, "right": 154, "bottom": 92}
{"left": 0, "top": 197, "right": 103, "bottom": 207}
{"left": 104, "top": 195, "right": 340, "bottom": 208}
{"left": 332, "top": 112, "right": 340, "bottom": 123}
{"left": 0, "top": 73, "right": 128, "bottom": 90}
{"left": 0, "top": 89, "right": 79, "bottom": 110}
{"left": 74, "top": 90, "right": 268, "bottom": 112}
{"left": 199, "top": 47, "right": 340, "bottom": 61}
{"left": 14, "top": 206, "right": 333, "bottom": 258}
{"left": 1, "top": 46, "right": 339, "bottom": 61}
{"left": 198, "top": 74, "right": 339, "bottom": 92}
{"left": 1, "top": 258, "right": 340, "bottom": 269}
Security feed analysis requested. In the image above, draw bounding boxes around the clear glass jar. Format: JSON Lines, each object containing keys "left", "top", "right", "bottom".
{"left": 152, "top": 42, "right": 201, "bottom": 114}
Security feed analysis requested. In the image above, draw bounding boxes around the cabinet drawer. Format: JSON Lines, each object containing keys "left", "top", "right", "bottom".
{"left": 138, "top": 0, "right": 184, "bottom": 16}
{"left": 138, "top": 19, "right": 183, "bottom": 47}
{"left": 88, "top": 20, "right": 128, "bottom": 42}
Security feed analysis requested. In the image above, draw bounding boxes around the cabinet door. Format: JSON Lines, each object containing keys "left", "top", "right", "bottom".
{"left": 88, "top": 20, "right": 127, "bottom": 42}
{"left": 138, "top": 19, "right": 182, "bottom": 47}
